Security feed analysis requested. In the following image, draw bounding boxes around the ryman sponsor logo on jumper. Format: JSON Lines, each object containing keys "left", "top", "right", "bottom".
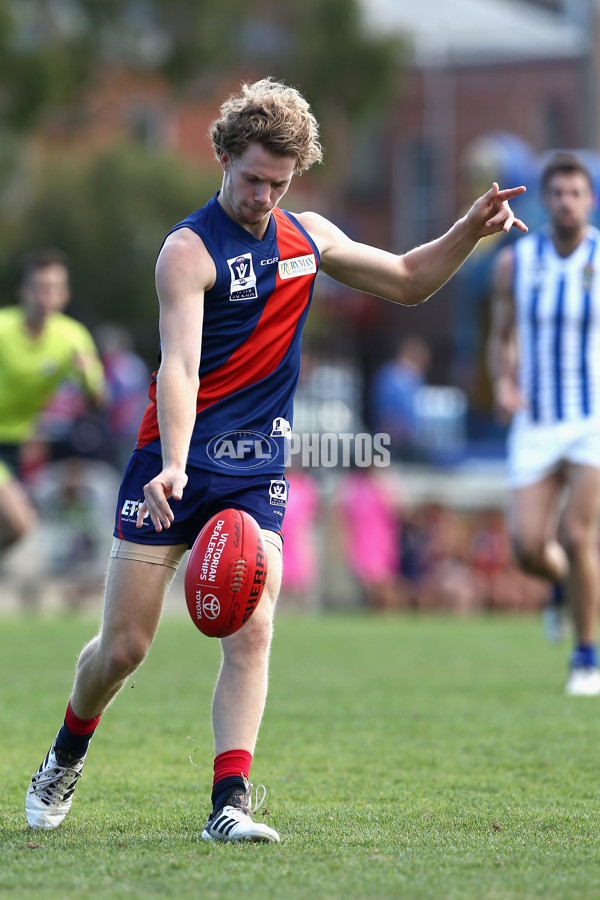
{"left": 227, "top": 253, "right": 258, "bottom": 300}
{"left": 278, "top": 254, "right": 316, "bottom": 280}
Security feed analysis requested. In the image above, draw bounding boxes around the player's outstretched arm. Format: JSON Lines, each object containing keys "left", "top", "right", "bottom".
{"left": 300, "top": 183, "right": 527, "bottom": 307}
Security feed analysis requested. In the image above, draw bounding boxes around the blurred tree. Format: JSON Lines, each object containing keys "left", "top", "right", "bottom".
{"left": 233, "top": 0, "right": 402, "bottom": 121}
{"left": 0, "top": 0, "right": 95, "bottom": 132}
{"left": 0, "top": 0, "right": 402, "bottom": 131}
{"left": 0, "top": 143, "right": 220, "bottom": 359}
{"left": 0, "top": 0, "right": 404, "bottom": 344}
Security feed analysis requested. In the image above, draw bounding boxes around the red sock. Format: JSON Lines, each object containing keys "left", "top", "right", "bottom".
{"left": 65, "top": 700, "right": 102, "bottom": 735}
{"left": 212, "top": 749, "right": 253, "bottom": 787}
{"left": 55, "top": 700, "right": 103, "bottom": 760}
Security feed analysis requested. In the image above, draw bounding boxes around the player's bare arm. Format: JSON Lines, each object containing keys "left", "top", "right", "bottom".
{"left": 300, "top": 183, "right": 527, "bottom": 306}
{"left": 488, "top": 246, "right": 525, "bottom": 422}
{"left": 137, "top": 229, "right": 215, "bottom": 531}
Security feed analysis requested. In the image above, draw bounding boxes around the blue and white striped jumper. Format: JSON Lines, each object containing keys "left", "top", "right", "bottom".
{"left": 513, "top": 226, "right": 600, "bottom": 426}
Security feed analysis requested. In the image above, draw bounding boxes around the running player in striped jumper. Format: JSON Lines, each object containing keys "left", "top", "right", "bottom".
{"left": 26, "top": 78, "right": 527, "bottom": 840}
{"left": 489, "top": 151, "right": 600, "bottom": 696}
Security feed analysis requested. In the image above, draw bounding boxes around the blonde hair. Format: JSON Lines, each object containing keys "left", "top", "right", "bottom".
{"left": 210, "top": 78, "right": 323, "bottom": 174}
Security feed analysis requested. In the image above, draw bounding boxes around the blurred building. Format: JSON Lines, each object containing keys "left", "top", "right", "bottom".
{"left": 354, "top": 0, "right": 598, "bottom": 372}
{"left": 362, "top": 0, "right": 593, "bottom": 236}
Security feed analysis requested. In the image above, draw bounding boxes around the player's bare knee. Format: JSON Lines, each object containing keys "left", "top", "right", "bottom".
{"left": 223, "top": 612, "right": 273, "bottom": 662}
{"left": 513, "top": 536, "right": 545, "bottom": 573}
{"left": 102, "top": 634, "right": 150, "bottom": 680}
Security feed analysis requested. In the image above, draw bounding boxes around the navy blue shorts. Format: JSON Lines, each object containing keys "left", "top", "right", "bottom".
{"left": 113, "top": 448, "right": 288, "bottom": 547}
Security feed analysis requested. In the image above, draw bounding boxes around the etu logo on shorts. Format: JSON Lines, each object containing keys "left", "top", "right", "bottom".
{"left": 227, "top": 253, "right": 258, "bottom": 301}
{"left": 121, "top": 499, "right": 149, "bottom": 522}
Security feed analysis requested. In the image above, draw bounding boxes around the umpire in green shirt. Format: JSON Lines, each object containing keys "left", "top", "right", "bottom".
{"left": 0, "top": 249, "right": 106, "bottom": 552}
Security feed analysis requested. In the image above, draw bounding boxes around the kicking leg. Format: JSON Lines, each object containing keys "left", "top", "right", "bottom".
{"left": 26, "top": 545, "right": 184, "bottom": 829}
{"left": 70, "top": 555, "right": 178, "bottom": 717}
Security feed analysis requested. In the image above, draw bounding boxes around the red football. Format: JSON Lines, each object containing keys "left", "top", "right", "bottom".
{"left": 184, "top": 508, "right": 268, "bottom": 638}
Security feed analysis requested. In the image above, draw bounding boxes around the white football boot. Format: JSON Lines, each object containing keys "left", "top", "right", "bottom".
{"left": 565, "top": 666, "right": 600, "bottom": 697}
{"left": 26, "top": 738, "right": 86, "bottom": 829}
{"left": 201, "top": 782, "right": 280, "bottom": 843}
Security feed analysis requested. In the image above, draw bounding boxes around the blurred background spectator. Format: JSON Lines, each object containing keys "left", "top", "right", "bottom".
{"left": 370, "top": 336, "right": 431, "bottom": 461}
{"left": 96, "top": 323, "right": 151, "bottom": 469}
{"left": 0, "top": 247, "right": 106, "bottom": 593}
{"left": 335, "top": 464, "right": 403, "bottom": 610}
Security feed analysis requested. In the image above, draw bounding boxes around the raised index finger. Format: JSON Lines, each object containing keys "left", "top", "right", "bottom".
{"left": 495, "top": 185, "right": 527, "bottom": 201}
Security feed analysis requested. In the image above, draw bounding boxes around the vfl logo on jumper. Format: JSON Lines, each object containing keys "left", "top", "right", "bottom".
{"left": 227, "top": 253, "right": 258, "bottom": 301}
{"left": 278, "top": 254, "right": 316, "bottom": 280}
{"left": 207, "top": 430, "right": 280, "bottom": 470}
{"left": 269, "top": 480, "right": 288, "bottom": 507}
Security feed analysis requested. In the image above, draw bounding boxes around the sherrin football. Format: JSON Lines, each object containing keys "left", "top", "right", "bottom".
{"left": 184, "top": 508, "right": 268, "bottom": 638}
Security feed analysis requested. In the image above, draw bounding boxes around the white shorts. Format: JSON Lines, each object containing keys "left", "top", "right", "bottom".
{"left": 507, "top": 416, "right": 600, "bottom": 488}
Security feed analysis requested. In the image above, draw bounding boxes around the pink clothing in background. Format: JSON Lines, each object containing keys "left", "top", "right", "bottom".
{"left": 282, "top": 470, "right": 320, "bottom": 592}
{"left": 338, "top": 471, "right": 400, "bottom": 584}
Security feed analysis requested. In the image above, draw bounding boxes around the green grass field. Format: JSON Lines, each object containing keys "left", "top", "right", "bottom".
{"left": 2, "top": 609, "right": 600, "bottom": 899}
